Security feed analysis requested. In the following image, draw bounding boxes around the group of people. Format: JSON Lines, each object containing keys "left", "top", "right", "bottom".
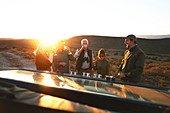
{"left": 34, "top": 40, "right": 74, "bottom": 73}
{"left": 34, "top": 34, "right": 145, "bottom": 84}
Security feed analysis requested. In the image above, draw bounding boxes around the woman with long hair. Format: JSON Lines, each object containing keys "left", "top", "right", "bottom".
{"left": 34, "top": 42, "right": 52, "bottom": 71}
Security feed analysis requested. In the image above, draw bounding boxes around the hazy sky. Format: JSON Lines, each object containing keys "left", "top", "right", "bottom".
{"left": 0, "top": 0, "right": 170, "bottom": 40}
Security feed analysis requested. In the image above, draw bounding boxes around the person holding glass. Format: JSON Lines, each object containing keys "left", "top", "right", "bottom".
{"left": 53, "top": 40, "right": 74, "bottom": 74}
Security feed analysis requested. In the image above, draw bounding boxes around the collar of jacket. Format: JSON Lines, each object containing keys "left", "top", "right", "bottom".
{"left": 82, "top": 48, "right": 90, "bottom": 52}
{"left": 98, "top": 58, "right": 106, "bottom": 61}
{"left": 129, "top": 44, "right": 138, "bottom": 53}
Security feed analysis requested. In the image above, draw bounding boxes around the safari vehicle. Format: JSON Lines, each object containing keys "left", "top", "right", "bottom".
{"left": 0, "top": 69, "right": 169, "bottom": 113}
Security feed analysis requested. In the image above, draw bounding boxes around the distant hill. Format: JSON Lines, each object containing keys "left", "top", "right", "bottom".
{"left": 0, "top": 36, "right": 170, "bottom": 55}
{"left": 137, "top": 35, "right": 170, "bottom": 39}
{"left": 67, "top": 35, "right": 170, "bottom": 55}
{"left": 0, "top": 38, "right": 14, "bottom": 40}
{"left": 0, "top": 39, "right": 40, "bottom": 49}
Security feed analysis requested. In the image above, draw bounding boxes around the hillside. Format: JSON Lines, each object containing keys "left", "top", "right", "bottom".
{"left": 0, "top": 39, "right": 40, "bottom": 49}
{"left": 0, "top": 35, "right": 170, "bottom": 55}
{"left": 67, "top": 35, "right": 170, "bottom": 55}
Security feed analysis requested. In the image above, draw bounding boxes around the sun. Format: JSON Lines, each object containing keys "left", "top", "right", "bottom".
{"left": 38, "top": 34, "right": 72, "bottom": 46}
{"left": 36, "top": 36, "right": 70, "bottom": 54}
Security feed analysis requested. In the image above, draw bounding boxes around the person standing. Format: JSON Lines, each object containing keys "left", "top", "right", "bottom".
{"left": 94, "top": 48, "right": 110, "bottom": 78}
{"left": 114, "top": 34, "right": 145, "bottom": 83}
{"left": 34, "top": 42, "right": 52, "bottom": 71}
{"left": 74, "top": 39, "right": 94, "bottom": 75}
{"left": 53, "top": 40, "right": 74, "bottom": 74}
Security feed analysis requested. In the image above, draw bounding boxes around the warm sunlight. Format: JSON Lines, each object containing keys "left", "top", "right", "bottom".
{"left": 40, "top": 39, "right": 57, "bottom": 49}
{"left": 38, "top": 37, "right": 67, "bottom": 53}
{"left": 0, "top": 70, "right": 34, "bottom": 83}
{"left": 37, "top": 39, "right": 61, "bottom": 53}
{"left": 41, "top": 73, "right": 56, "bottom": 87}
{"left": 39, "top": 94, "right": 107, "bottom": 112}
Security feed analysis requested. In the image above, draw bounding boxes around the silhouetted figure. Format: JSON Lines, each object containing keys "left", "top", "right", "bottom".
{"left": 53, "top": 40, "right": 74, "bottom": 73}
{"left": 34, "top": 42, "right": 52, "bottom": 71}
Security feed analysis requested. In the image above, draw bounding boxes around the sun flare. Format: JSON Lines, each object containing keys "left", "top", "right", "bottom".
{"left": 38, "top": 36, "right": 69, "bottom": 53}
{"left": 41, "top": 73, "right": 56, "bottom": 87}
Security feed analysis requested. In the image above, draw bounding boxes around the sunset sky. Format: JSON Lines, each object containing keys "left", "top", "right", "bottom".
{"left": 0, "top": 0, "right": 170, "bottom": 40}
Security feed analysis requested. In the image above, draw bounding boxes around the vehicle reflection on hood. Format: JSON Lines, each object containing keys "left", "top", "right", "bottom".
{"left": 0, "top": 70, "right": 169, "bottom": 106}
{"left": 32, "top": 71, "right": 170, "bottom": 106}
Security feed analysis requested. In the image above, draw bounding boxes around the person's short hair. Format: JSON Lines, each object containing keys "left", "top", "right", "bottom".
{"left": 81, "top": 39, "right": 88, "bottom": 45}
{"left": 123, "top": 34, "right": 137, "bottom": 43}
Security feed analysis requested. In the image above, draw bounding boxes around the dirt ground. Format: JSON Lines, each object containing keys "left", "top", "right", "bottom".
{"left": 0, "top": 49, "right": 35, "bottom": 70}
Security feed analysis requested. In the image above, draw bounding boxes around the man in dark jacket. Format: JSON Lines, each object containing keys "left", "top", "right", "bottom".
{"left": 53, "top": 40, "right": 74, "bottom": 73}
{"left": 74, "top": 39, "right": 94, "bottom": 75}
{"left": 114, "top": 34, "right": 145, "bottom": 83}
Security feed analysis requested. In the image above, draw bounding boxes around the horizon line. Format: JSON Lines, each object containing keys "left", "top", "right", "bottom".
{"left": 0, "top": 34, "right": 170, "bottom": 40}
